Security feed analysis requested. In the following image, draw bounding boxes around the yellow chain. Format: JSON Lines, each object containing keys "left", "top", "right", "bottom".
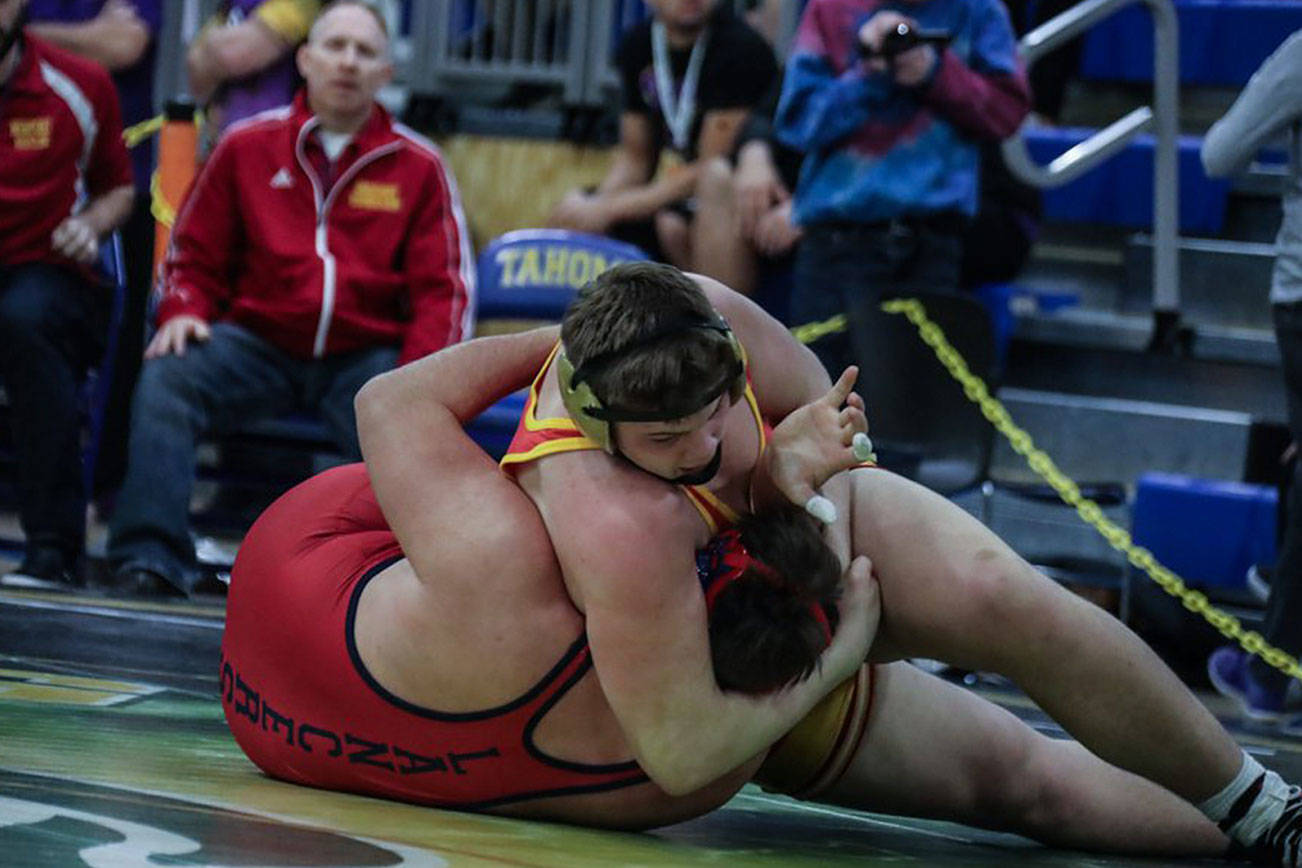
{"left": 122, "top": 114, "right": 163, "bottom": 149}
{"left": 795, "top": 300, "right": 1302, "bottom": 681}
{"left": 149, "top": 168, "right": 175, "bottom": 229}
{"left": 790, "top": 313, "right": 848, "bottom": 346}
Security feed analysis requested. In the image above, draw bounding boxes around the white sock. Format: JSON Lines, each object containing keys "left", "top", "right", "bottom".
{"left": 1198, "top": 750, "right": 1291, "bottom": 846}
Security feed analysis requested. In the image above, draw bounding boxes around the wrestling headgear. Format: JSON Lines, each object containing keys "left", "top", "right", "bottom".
{"left": 696, "top": 528, "right": 833, "bottom": 646}
{"left": 556, "top": 313, "right": 746, "bottom": 453}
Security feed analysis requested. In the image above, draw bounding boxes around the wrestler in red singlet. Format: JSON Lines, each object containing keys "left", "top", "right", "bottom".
{"left": 220, "top": 463, "right": 648, "bottom": 810}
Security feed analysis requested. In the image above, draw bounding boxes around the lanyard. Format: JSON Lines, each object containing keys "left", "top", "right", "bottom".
{"left": 651, "top": 21, "right": 710, "bottom": 153}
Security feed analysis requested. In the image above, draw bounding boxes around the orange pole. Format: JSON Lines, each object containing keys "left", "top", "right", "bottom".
{"left": 152, "top": 100, "right": 199, "bottom": 273}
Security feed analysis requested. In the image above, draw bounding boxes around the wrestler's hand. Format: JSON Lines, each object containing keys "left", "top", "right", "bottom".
{"left": 765, "top": 367, "right": 871, "bottom": 523}
{"left": 145, "top": 315, "right": 211, "bottom": 359}
{"left": 823, "top": 555, "right": 879, "bottom": 678}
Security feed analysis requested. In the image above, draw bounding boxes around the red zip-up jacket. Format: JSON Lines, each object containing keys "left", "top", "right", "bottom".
{"left": 157, "top": 91, "right": 474, "bottom": 363}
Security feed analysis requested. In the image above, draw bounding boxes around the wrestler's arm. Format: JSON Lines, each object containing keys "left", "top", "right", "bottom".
{"left": 355, "top": 327, "right": 558, "bottom": 576}
{"left": 536, "top": 460, "right": 875, "bottom": 795}
{"left": 698, "top": 276, "right": 863, "bottom": 561}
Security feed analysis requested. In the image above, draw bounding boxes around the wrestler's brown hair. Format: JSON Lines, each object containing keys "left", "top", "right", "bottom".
{"left": 560, "top": 262, "right": 740, "bottom": 419}
{"left": 708, "top": 505, "right": 843, "bottom": 694}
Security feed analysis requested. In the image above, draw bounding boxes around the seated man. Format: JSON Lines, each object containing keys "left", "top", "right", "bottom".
{"left": 549, "top": 0, "right": 776, "bottom": 268}
{"left": 106, "top": 0, "right": 474, "bottom": 597}
{"left": 26, "top": 0, "right": 165, "bottom": 500}
{"left": 0, "top": 0, "right": 135, "bottom": 586}
{"left": 473, "top": 263, "right": 1297, "bottom": 863}
{"left": 222, "top": 325, "right": 1225, "bottom": 857}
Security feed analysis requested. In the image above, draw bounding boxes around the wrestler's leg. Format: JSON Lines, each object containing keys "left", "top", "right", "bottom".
{"left": 848, "top": 468, "right": 1242, "bottom": 803}
{"left": 818, "top": 662, "right": 1228, "bottom": 856}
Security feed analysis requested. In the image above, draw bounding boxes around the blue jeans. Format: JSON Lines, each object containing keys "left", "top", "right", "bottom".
{"left": 1253, "top": 301, "right": 1302, "bottom": 691}
{"left": 790, "top": 217, "right": 964, "bottom": 379}
{"left": 107, "top": 323, "right": 397, "bottom": 590}
{"left": 0, "top": 262, "right": 106, "bottom": 561}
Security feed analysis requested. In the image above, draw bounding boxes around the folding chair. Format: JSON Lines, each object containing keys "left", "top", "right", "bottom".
{"left": 845, "top": 290, "right": 999, "bottom": 498}
{"left": 475, "top": 228, "right": 650, "bottom": 323}
{"left": 846, "top": 291, "right": 1128, "bottom": 605}
{"left": 82, "top": 231, "right": 128, "bottom": 496}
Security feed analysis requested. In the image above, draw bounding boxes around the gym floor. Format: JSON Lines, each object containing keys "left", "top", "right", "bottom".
{"left": 3, "top": 583, "right": 1300, "bottom": 867}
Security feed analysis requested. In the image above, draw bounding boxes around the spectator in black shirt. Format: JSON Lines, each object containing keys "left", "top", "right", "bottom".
{"left": 549, "top": 1, "right": 776, "bottom": 266}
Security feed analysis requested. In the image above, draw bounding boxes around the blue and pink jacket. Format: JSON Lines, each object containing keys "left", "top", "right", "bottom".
{"left": 775, "top": 0, "right": 1030, "bottom": 224}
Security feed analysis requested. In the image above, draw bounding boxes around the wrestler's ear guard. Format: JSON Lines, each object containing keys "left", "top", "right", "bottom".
{"left": 722, "top": 327, "right": 747, "bottom": 404}
{"left": 557, "top": 346, "right": 616, "bottom": 453}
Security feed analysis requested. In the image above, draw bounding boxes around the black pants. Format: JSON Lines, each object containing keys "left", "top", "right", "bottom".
{"left": 789, "top": 216, "right": 964, "bottom": 379}
{"left": 1253, "top": 301, "right": 1302, "bottom": 690}
{"left": 0, "top": 262, "right": 106, "bottom": 560}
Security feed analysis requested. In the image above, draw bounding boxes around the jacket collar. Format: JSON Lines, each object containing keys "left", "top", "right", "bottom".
{"left": 290, "top": 89, "right": 393, "bottom": 154}
{"left": 4, "top": 31, "right": 50, "bottom": 95}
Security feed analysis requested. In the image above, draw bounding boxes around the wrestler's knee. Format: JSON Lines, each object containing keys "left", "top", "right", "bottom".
{"left": 968, "top": 734, "right": 1069, "bottom": 836}
{"left": 960, "top": 548, "right": 1062, "bottom": 641}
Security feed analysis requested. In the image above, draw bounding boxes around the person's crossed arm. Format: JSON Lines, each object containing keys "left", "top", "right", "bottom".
{"left": 187, "top": 0, "right": 318, "bottom": 103}
{"left": 28, "top": 0, "right": 150, "bottom": 72}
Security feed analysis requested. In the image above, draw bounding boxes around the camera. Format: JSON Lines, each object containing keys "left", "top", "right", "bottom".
{"left": 859, "top": 22, "right": 951, "bottom": 59}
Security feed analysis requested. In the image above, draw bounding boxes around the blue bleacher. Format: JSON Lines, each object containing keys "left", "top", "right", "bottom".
{"left": 1079, "top": 0, "right": 1302, "bottom": 87}
{"left": 1132, "top": 472, "right": 1277, "bottom": 589}
{"left": 1022, "top": 127, "right": 1232, "bottom": 233}
{"left": 476, "top": 229, "right": 649, "bottom": 320}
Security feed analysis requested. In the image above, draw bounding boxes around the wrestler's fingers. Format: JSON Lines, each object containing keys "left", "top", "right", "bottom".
{"left": 838, "top": 404, "right": 868, "bottom": 433}
{"left": 839, "top": 555, "right": 879, "bottom": 626}
{"left": 843, "top": 555, "right": 875, "bottom": 591}
{"left": 821, "top": 366, "right": 860, "bottom": 408}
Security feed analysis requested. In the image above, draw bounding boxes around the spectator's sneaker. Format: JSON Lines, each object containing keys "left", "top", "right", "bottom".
{"left": 112, "top": 566, "right": 187, "bottom": 600}
{"left": 1209, "top": 646, "right": 1302, "bottom": 723}
{"left": 1, "top": 546, "right": 77, "bottom": 591}
{"left": 191, "top": 570, "right": 229, "bottom": 598}
{"left": 1248, "top": 563, "right": 1273, "bottom": 605}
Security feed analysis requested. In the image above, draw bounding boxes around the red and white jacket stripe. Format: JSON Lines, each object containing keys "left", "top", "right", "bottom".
{"left": 157, "top": 91, "right": 475, "bottom": 363}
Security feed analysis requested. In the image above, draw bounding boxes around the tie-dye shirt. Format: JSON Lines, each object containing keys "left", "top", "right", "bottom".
{"left": 775, "top": 0, "right": 1029, "bottom": 225}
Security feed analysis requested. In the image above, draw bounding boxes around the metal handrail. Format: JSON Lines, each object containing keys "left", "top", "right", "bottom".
{"left": 1002, "top": 0, "right": 1181, "bottom": 315}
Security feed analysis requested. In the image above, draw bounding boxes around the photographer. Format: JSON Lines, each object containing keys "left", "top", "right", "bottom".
{"left": 773, "top": 0, "right": 1030, "bottom": 378}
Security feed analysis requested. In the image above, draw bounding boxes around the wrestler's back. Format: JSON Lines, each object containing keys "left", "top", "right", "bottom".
{"left": 225, "top": 463, "right": 752, "bottom": 827}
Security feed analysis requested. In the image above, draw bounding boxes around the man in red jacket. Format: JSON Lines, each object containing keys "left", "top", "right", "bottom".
{"left": 106, "top": 0, "right": 475, "bottom": 597}
{"left": 0, "top": 0, "right": 135, "bottom": 588}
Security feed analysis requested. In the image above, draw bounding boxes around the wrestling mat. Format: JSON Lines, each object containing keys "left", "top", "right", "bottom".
{"left": 3, "top": 585, "right": 1299, "bottom": 867}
